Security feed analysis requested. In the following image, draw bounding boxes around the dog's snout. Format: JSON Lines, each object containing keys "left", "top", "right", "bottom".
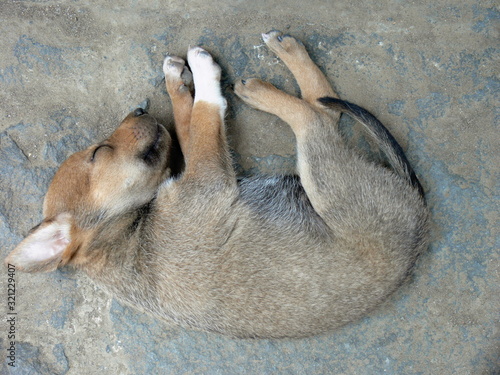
{"left": 134, "top": 108, "right": 147, "bottom": 117}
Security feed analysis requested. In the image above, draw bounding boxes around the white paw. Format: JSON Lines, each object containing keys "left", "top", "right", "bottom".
{"left": 187, "top": 47, "right": 226, "bottom": 109}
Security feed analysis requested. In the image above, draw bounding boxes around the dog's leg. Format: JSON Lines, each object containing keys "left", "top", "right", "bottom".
{"left": 234, "top": 35, "right": 352, "bottom": 220}
{"left": 234, "top": 77, "right": 324, "bottom": 138}
{"left": 234, "top": 31, "right": 342, "bottom": 138}
{"left": 163, "top": 56, "right": 193, "bottom": 158}
{"left": 235, "top": 77, "right": 343, "bottom": 216}
{"left": 184, "top": 47, "right": 233, "bottom": 180}
{"left": 263, "top": 30, "right": 339, "bottom": 118}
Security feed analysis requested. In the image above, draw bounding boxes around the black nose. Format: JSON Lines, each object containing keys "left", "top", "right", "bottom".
{"left": 134, "top": 108, "right": 147, "bottom": 117}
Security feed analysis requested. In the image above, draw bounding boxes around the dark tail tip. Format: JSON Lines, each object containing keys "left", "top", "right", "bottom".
{"left": 318, "top": 97, "right": 425, "bottom": 200}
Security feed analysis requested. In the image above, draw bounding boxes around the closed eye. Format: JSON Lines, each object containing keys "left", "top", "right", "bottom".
{"left": 90, "top": 144, "right": 113, "bottom": 162}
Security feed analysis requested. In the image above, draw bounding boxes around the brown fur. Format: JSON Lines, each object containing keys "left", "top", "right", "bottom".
{"left": 4, "top": 30, "right": 429, "bottom": 338}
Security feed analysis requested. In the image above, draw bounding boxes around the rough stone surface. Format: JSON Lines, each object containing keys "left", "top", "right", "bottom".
{"left": 1, "top": 1, "right": 498, "bottom": 374}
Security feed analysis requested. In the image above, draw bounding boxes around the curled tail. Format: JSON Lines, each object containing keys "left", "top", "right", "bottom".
{"left": 318, "top": 97, "right": 425, "bottom": 199}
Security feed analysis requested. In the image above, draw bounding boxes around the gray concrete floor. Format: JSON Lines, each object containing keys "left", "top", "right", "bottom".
{"left": 1, "top": 1, "right": 498, "bottom": 374}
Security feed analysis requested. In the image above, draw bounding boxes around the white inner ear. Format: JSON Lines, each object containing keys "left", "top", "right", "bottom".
{"left": 24, "top": 220, "right": 71, "bottom": 262}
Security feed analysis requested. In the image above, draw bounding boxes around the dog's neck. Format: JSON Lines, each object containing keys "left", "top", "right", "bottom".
{"left": 70, "top": 198, "right": 189, "bottom": 321}
{"left": 70, "top": 200, "right": 155, "bottom": 276}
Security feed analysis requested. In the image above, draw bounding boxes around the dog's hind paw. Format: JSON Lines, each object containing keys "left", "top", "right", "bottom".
{"left": 262, "top": 30, "right": 305, "bottom": 57}
{"left": 234, "top": 78, "right": 279, "bottom": 112}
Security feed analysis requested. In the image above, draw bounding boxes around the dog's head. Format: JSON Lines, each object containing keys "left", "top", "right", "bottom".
{"left": 5, "top": 109, "right": 171, "bottom": 272}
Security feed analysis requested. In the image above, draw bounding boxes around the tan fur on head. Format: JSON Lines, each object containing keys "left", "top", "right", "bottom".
{"left": 44, "top": 111, "right": 171, "bottom": 220}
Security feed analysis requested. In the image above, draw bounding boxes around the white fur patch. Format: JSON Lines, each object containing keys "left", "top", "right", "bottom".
{"left": 187, "top": 47, "right": 226, "bottom": 112}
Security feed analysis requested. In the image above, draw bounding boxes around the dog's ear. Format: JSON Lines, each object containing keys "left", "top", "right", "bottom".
{"left": 4, "top": 213, "right": 73, "bottom": 273}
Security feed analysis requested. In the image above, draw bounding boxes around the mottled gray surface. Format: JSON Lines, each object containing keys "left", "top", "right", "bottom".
{"left": 1, "top": 1, "right": 498, "bottom": 374}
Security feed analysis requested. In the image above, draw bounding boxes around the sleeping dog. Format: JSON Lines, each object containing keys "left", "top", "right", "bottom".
{"left": 5, "top": 30, "right": 429, "bottom": 338}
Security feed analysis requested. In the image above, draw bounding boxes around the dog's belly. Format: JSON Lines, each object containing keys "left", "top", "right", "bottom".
{"left": 237, "top": 174, "right": 331, "bottom": 236}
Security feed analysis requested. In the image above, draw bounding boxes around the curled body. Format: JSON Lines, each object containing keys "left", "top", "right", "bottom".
{"left": 5, "top": 30, "right": 429, "bottom": 338}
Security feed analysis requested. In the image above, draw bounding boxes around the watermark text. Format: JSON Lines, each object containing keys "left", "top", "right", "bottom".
{"left": 6, "top": 263, "right": 16, "bottom": 367}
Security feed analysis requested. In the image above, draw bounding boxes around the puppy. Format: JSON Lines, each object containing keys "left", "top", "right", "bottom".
{"left": 4, "top": 30, "right": 429, "bottom": 338}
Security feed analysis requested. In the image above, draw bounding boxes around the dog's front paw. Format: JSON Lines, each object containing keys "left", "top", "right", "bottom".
{"left": 163, "top": 55, "right": 185, "bottom": 77}
{"left": 163, "top": 56, "right": 192, "bottom": 93}
{"left": 187, "top": 47, "right": 225, "bottom": 107}
{"left": 262, "top": 30, "right": 306, "bottom": 57}
{"left": 187, "top": 47, "right": 221, "bottom": 82}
